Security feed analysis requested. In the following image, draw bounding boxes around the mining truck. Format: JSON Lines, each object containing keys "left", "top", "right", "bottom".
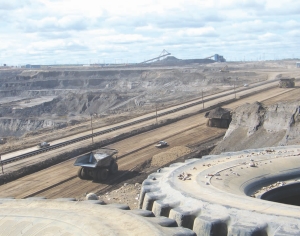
{"left": 38, "top": 142, "right": 50, "bottom": 148}
{"left": 155, "top": 141, "right": 168, "bottom": 148}
{"left": 74, "top": 148, "right": 118, "bottom": 181}
{"left": 0, "top": 138, "right": 7, "bottom": 145}
{"left": 279, "top": 78, "right": 295, "bottom": 88}
{"left": 220, "top": 65, "right": 229, "bottom": 72}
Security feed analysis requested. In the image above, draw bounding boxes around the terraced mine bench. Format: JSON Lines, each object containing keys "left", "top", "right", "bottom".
{"left": 139, "top": 145, "right": 300, "bottom": 235}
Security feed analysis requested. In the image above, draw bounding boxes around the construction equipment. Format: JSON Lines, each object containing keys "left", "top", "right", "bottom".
{"left": 74, "top": 148, "right": 118, "bottom": 181}
{"left": 38, "top": 142, "right": 50, "bottom": 148}
{"left": 220, "top": 65, "right": 229, "bottom": 72}
{"left": 279, "top": 78, "right": 295, "bottom": 88}
{"left": 214, "top": 54, "right": 226, "bottom": 62}
{"left": 0, "top": 138, "right": 6, "bottom": 145}
{"left": 155, "top": 141, "right": 168, "bottom": 148}
{"left": 204, "top": 54, "right": 226, "bottom": 62}
{"left": 140, "top": 49, "right": 171, "bottom": 64}
{"left": 204, "top": 55, "right": 215, "bottom": 60}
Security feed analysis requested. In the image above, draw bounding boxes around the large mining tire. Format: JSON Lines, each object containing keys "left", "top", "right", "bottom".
{"left": 0, "top": 198, "right": 195, "bottom": 235}
{"left": 77, "top": 167, "right": 88, "bottom": 180}
{"left": 110, "top": 162, "right": 118, "bottom": 175}
{"left": 139, "top": 145, "right": 300, "bottom": 235}
{"left": 95, "top": 168, "right": 109, "bottom": 181}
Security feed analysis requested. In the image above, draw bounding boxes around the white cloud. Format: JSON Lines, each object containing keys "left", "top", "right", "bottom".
{"left": 0, "top": 0, "right": 300, "bottom": 65}
{"left": 178, "top": 27, "right": 218, "bottom": 37}
{"left": 287, "top": 30, "right": 300, "bottom": 37}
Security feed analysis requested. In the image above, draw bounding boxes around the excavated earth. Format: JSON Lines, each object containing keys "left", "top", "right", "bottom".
{"left": 1, "top": 60, "right": 300, "bottom": 235}
{"left": 1, "top": 59, "right": 293, "bottom": 152}
{"left": 212, "top": 100, "right": 300, "bottom": 154}
{"left": 1, "top": 62, "right": 298, "bottom": 155}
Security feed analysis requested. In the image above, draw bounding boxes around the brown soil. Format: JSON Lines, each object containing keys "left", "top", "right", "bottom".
{"left": 151, "top": 146, "right": 192, "bottom": 167}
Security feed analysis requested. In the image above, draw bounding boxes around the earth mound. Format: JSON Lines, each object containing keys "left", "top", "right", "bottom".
{"left": 212, "top": 100, "right": 300, "bottom": 154}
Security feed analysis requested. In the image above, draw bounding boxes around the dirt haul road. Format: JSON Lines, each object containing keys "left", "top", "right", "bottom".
{"left": 0, "top": 86, "right": 297, "bottom": 200}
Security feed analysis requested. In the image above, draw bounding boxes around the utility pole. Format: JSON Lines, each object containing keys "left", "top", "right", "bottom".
{"left": 90, "top": 114, "right": 94, "bottom": 144}
{"left": 202, "top": 89, "right": 204, "bottom": 109}
{"left": 234, "top": 83, "right": 236, "bottom": 99}
{"left": 155, "top": 103, "right": 158, "bottom": 124}
{"left": 0, "top": 155, "right": 3, "bottom": 174}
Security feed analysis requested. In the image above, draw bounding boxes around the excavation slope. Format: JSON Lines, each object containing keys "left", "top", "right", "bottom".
{"left": 212, "top": 99, "right": 300, "bottom": 154}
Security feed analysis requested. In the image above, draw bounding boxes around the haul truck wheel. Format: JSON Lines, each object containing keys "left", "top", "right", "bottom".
{"left": 78, "top": 167, "right": 88, "bottom": 180}
{"left": 96, "top": 169, "right": 108, "bottom": 181}
{"left": 139, "top": 146, "right": 300, "bottom": 235}
{"left": 110, "top": 162, "right": 118, "bottom": 175}
{"left": 0, "top": 199, "right": 195, "bottom": 236}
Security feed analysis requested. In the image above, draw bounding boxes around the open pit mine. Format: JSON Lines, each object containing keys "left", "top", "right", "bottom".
{"left": 0, "top": 58, "right": 299, "bottom": 235}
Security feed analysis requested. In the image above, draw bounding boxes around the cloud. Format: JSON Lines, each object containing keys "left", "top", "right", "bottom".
{"left": 0, "top": 0, "right": 299, "bottom": 65}
{"left": 178, "top": 27, "right": 218, "bottom": 37}
{"left": 0, "top": 1, "right": 29, "bottom": 10}
{"left": 20, "top": 15, "right": 91, "bottom": 33}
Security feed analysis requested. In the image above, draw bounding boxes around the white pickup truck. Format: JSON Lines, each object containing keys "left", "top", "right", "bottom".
{"left": 38, "top": 142, "right": 50, "bottom": 148}
{"left": 155, "top": 141, "right": 168, "bottom": 148}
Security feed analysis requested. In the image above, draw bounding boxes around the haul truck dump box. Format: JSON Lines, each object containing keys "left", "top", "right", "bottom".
{"left": 74, "top": 148, "right": 118, "bottom": 181}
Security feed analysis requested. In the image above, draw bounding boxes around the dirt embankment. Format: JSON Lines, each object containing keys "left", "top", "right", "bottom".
{"left": 212, "top": 100, "right": 300, "bottom": 154}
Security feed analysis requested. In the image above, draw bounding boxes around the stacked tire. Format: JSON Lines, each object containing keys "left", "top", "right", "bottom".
{"left": 139, "top": 146, "right": 300, "bottom": 235}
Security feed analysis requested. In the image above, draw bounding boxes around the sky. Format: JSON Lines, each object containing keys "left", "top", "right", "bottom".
{"left": 0, "top": 0, "right": 300, "bottom": 65}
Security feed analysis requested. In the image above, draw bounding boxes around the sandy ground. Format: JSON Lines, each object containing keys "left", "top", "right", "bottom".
{"left": 151, "top": 146, "right": 192, "bottom": 167}
{"left": 98, "top": 183, "right": 142, "bottom": 209}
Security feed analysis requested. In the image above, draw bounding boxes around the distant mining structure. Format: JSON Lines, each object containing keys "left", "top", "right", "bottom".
{"left": 139, "top": 50, "right": 226, "bottom": 66}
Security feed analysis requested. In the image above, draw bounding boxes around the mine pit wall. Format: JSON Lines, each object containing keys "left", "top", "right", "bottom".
{"left": 1, "top": 70, "right": 149, "bottom": 90}
{"left": 0, "top": 89, "right": 67, "bottom": 98}
{"left": 0, "top": 69, "right": 263, "bottom": 91}
{"left": 0, "top": 68, "right": 271, "bottom": 138}
{"left": 0, "top": 78, "right": 278, "bottom": 139}
{"left": 0, "top": 118, "right": 65, "bottom": 137}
